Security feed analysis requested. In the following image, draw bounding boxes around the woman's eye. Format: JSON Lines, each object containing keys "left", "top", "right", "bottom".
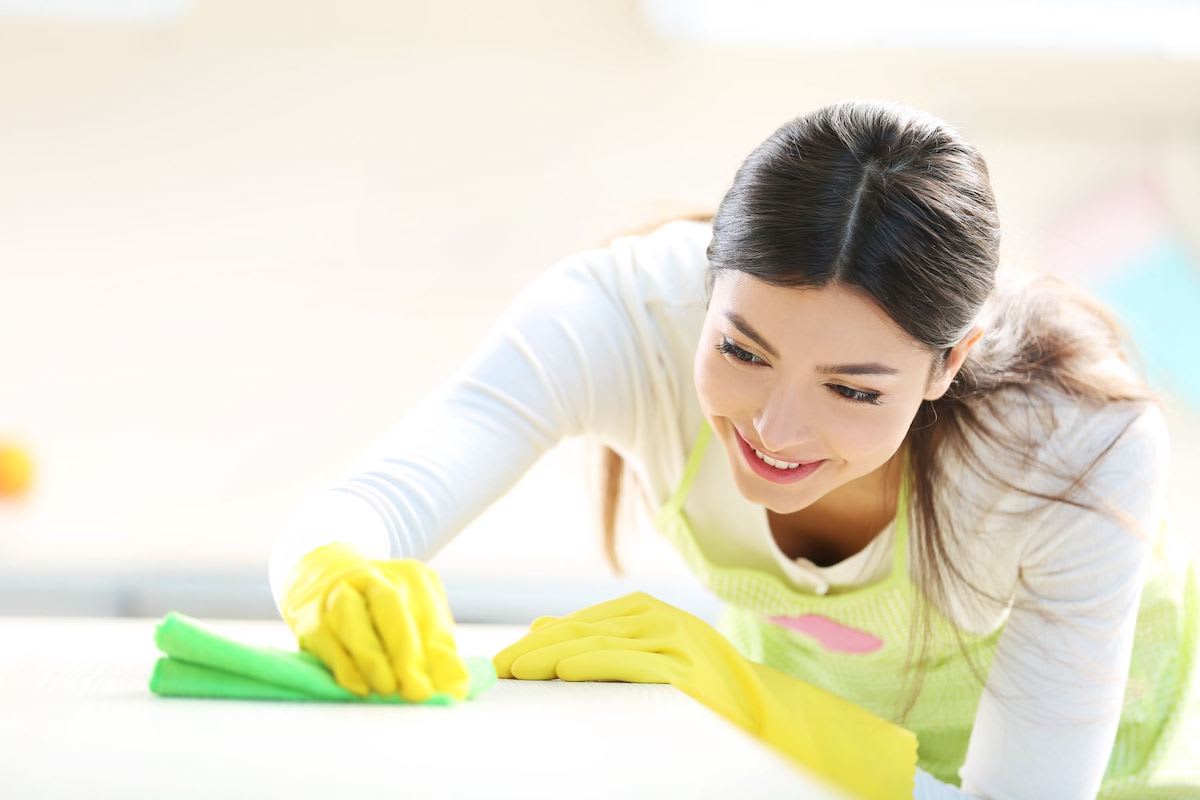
{"left": 715, "top": 337, "right": 883, "bottom": 406}
{"left": 714, "top": 337, "right": 766, "bottom": 366}
{"left": 829, "top": 384, "right": 884, "bottom": 406}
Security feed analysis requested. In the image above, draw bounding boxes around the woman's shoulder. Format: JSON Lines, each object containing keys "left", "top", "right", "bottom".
{"left": 964, "top": 371, "right": 1166, "bottom": 465}
{"left": 958, "top": 381, "right": 1169, "bottom": 556}
{"left": 928, "top": 383, "right": 1170, "bottom": 630}
{"left": 521, "top": 217, "right": 712, "bottom": 330}
{"left": 1027, "top": 380, "right": 1169, "bottom": 481}
{"left": 936, "top": 380, "right": 1169, "bottom": 538}
{"left": 607, "top": 217, "right": 713, "bottom": 308}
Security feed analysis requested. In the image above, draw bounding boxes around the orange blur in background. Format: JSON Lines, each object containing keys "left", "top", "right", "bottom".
{"left": 0, "top": 443, "right": 34, "bottom": 498}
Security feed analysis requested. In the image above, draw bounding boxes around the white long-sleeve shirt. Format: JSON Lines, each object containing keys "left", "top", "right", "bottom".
{"left": 269, "top": 219, "right": 1173, "bottom": 799}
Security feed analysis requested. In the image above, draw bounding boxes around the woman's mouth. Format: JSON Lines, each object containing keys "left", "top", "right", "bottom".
{"left": 734, "top": 428, "right": 826, "bottom": 485}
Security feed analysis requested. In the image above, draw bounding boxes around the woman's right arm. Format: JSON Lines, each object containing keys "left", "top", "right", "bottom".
{"left": 268, "top": 221, "right": 707, "bottom": 615}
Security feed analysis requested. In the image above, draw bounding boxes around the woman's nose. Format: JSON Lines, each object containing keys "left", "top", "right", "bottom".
{"left": 754, "top": 384, "right": 816, "bottom": 453}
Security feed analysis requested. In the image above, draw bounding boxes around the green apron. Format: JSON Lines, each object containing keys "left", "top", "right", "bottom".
{"left": 653, "top": 418, "right": 1200, "bottom": 796}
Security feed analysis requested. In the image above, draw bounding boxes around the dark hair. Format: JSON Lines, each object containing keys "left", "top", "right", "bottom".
{"left": 595, "top": 99, "right": 1160, "bottom": 723}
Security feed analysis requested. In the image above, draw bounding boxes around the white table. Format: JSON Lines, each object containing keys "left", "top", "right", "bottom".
{"left": 0, "top": 617, "right": 848, "bottom": 799}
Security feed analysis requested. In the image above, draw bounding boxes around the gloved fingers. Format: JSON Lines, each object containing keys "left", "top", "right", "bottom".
{"left": 492, "top": 620, "right": 596, "bottom": 677}
{"left": 554, "top": 649, "right": 674, "bottom": 684}
{"left": 546, "top": 592, "right": 656, "bottom": 626}
{"left": 280, "top": 544, "right": 370, "bottom": 630}
{"left": 506, "top": 634, "right": 663, "bottom": 680}
{"left": 363, "top": 570, "right": 434, "bottom": 703}
{"left": 402, "top": 559, "right": 458, "bottom": 631}
{"left": 428, "top": 645, "right": 472, "bottom": 701}
{"left": 394, "top": 559, "right": 468, "bottom": 701}
{"left": 492, "top": 618, "right": 641, "bottom": 678}
{"left": 326, "top": 580, "right": 397, "bottom": 696}
{"left": 529, "top": 615, "right": 558, "bottom": 632}
{"left": 521, "top": 610, "right": 647, "bottom": 643}
{"left": 284, "top": 543, "right": 364, "bottom": 600}
{"left": 563, "top": 592, "right": 709, "bottom": 642}
{"left": 300, "top": 626, "right": 371, "bottom": 697}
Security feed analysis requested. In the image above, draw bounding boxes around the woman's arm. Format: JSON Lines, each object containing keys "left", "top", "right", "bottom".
{"left": 268, "top": 221, "right": 709, "bottom": 614}
{"left": 955, "top": 402, "right": 1171, "bottom": 798}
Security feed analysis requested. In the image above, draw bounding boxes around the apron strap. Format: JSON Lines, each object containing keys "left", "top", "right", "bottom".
{"left": 665, "top": 418, "right": 712, "bottom": 516}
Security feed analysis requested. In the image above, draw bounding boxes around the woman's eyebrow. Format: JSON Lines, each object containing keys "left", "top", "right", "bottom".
{"left": 723, "top": 310, "right": 900, "bottom": 376}
{"left": 724, "top": 311, "right": 781, "bottom": 358}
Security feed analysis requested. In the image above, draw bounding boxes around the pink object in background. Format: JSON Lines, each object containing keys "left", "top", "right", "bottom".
{"left": 1036, "top": 175, "right": 1170, "bottom": 285}
{"left": 766, "top": 614, "right": 884, "bottom": 654}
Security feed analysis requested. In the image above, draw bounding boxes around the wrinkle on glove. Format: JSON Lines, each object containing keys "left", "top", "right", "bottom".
{"left": 148, "top": 611, "right": 496, "bottom": 704}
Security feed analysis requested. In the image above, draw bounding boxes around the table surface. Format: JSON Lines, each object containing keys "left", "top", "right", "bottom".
{"left": 0, "top": 616, "right": 848, "bottom": 799}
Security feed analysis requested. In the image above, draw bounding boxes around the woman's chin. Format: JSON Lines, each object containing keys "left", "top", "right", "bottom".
{"left": 729, "top": 461, "right": 818, "bottom": 513}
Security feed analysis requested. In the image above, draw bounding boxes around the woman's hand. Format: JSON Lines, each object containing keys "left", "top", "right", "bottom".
{"left": 280, "top": 542, "right": 470, "bottom": 702}
{"left": 493, "top": 591, "right": 918, "bottom": 800}
{"left": 493, "top": 591, "right": 770, "bottom": 730}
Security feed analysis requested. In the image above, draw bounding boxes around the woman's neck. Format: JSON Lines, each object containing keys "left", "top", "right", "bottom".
{"left": 766, "top": 439, "right": 908, "bottom": 566}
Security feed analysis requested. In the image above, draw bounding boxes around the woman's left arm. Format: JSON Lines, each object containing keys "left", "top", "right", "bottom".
{"left": 955, "top": 403, "right": 1171, "bottom": 799}
{"left": 489, "top": 404, "right": 1171, "bottom": 800}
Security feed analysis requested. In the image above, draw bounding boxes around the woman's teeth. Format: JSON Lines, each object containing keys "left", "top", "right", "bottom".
{"left": 753, "top": 448, "right": 802, "bottom": 470}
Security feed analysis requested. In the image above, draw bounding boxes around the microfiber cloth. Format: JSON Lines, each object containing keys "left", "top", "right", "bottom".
{"left": 148, "top": 611, "right": 496, "bottom": 704}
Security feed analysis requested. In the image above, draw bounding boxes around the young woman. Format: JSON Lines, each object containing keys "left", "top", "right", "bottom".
{"left": 270, "top": 100, "right": 1198, "bottom": 799}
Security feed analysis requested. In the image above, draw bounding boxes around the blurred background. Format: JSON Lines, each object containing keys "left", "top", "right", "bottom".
{"left": 1, "top": 0, "right": 1197, "bottom": 623}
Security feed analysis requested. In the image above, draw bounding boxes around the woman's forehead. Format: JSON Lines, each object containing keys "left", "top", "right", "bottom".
{"left": 710, "top": 272, "right": 930, "bottom": 364}
{"left": 713, "top": 272, "right": 884, "bottom": 328}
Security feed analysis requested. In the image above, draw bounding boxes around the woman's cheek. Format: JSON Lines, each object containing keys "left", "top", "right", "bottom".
{"left": 838, "top": 423, "right": 880, "bottom": 460}
{"left": 826, "top": 405, "right": 892, "bottom": 457}
{"left": 694, "top": 356, "right": 756, "bottom": 415}
{"left": 852, "top": 406, "right": 909, "bottom": 460}
{"left": 693, "top": 351, "right": 723, "bottom": 411}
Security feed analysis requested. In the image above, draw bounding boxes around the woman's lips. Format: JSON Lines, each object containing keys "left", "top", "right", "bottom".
{"left": 734, "top": 427, "right": 826, "bottom": 484}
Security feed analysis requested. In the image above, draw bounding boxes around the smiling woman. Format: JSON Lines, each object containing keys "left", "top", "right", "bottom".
{"left": 269, "top": 100, "right": 1198, "bottom": 800}
{"left": 698, "top": 276, "right": 948, "bottom": 520}
{"left": 584, "top": 101, "right": 1195, "bottom": 798}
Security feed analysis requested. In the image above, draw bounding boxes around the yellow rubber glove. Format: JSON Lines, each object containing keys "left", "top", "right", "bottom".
{"left": 280, "top": 541, "right": 470, "bottom": 702}
{"left": 493, "top": 591, "right": 917, "bottom": 800}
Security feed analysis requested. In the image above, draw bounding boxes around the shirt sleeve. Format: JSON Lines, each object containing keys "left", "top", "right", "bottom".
{"left": 955, "top": 401, "right": 1171, "bottom": 799}
{"left": 267, "top": 229, "right": 682, "bottom": 616}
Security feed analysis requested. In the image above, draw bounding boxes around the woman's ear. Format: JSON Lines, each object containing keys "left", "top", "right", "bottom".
{"left": 925, "top": 325, "right": 984, "bottom": 401}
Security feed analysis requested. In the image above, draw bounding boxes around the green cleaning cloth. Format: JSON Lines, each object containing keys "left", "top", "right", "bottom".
{"left": 148, "top": 611, "right": 496, "bottom": 704}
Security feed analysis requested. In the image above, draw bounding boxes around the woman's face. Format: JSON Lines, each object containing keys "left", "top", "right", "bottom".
{"left": 693, "top": 271, "right": 955, "bottom": 516}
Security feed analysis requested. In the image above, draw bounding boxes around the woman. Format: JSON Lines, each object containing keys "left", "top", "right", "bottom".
{"left": 270, "top": 100, "right": 1198, "bottom": 798}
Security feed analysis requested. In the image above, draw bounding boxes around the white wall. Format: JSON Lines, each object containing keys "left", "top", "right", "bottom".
{"left": 1, "top": 0, "right": 1197, "bottom": 619}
